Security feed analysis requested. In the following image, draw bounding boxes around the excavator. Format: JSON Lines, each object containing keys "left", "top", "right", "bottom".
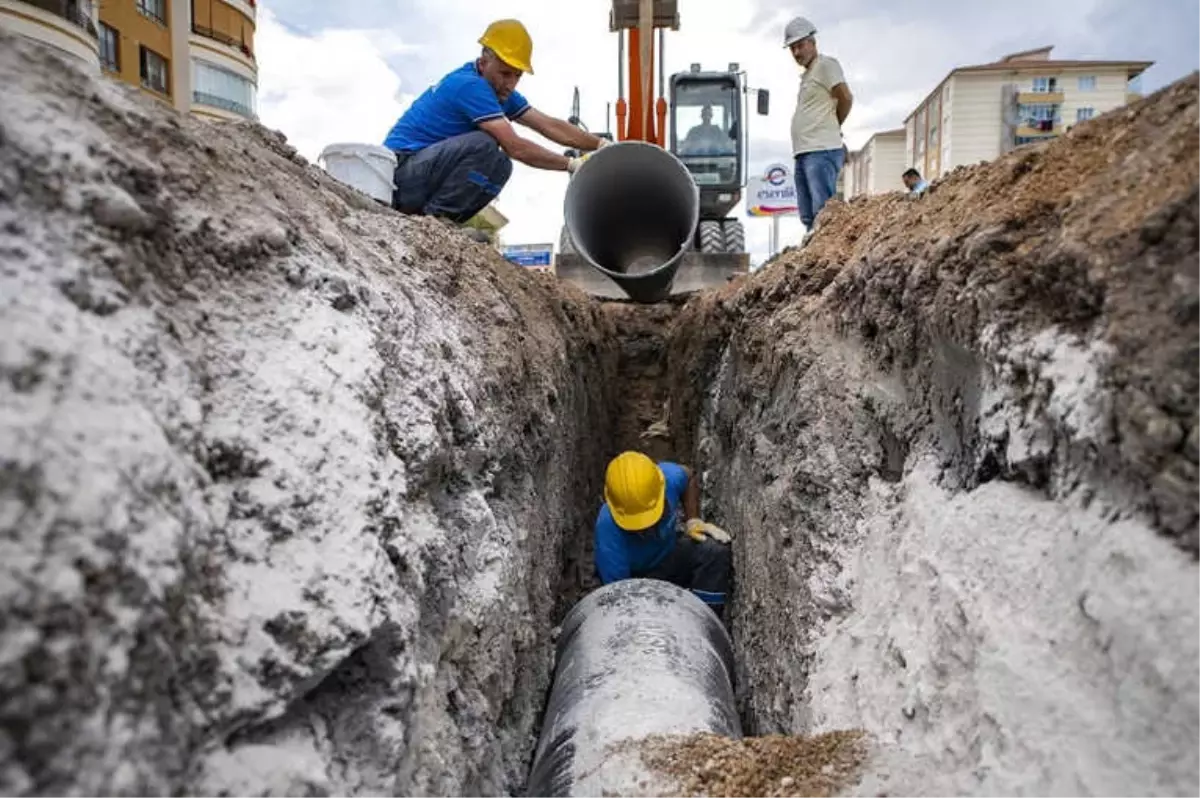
{"left": 554, "top": 0, "right": 770, "bottom": 300}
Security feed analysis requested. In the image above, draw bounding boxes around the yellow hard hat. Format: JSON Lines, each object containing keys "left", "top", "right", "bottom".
{"left": 479, "top": 19, "right": 534, "bottom": 74}
{"left": 604, "top": 451, "right": 665, "bottom": 531}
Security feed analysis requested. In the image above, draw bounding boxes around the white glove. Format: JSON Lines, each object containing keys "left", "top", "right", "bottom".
{"left": 567, "top": 155, "right": 590, "bottom": 174}
{"left": 686, "top": 518, "right": 732, "bottom": 544}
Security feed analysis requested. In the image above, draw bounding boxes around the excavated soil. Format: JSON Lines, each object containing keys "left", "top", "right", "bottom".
{"left": 659, "top": 73, "right": 1199, "bottom": 796}
{"left": 0, "top": 33, "right": 616, "bottom": 796}
{"left": 633, "top": 730, "right": 868, "bottom": 798}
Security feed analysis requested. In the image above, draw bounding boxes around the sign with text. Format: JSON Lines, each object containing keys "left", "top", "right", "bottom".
{"left": 746, "top": 162, "right": 798, "bottom": 217}
{"left": 502, "top": 243, "right": 554, "bottom": 269}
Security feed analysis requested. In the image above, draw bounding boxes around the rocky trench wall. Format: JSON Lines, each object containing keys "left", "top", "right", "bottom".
{"left": 0, "top": 36, "right": 616, "bottom": 796}
{"left": 664, "top": 75, "right": 1200, "bottom": 796}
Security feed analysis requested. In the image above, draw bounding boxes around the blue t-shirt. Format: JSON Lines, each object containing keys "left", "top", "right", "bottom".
{"left": 383, "top": 61, "right": 531, "bottom": 152}
{"left": 594, "top": 462, "right": 689, "bottom": 584}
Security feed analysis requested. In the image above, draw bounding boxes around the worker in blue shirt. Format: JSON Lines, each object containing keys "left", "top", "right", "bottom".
{"left": 383, "top": 19, "right": 610, "bottom": 231}
{"left": 594, "top": 451, "right": 733, "bottom": 618}
{"left": 902, "top": 167, "right": 930, "bottom": 196}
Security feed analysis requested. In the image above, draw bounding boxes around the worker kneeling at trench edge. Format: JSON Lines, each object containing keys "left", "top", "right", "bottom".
{"left": 382, "top": 19, "right": 609, "bottom": 234}
{"left": 595, "top": 451, "right": 732, "bottom": 619}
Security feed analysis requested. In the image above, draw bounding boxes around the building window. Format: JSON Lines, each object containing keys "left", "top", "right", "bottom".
{"left": 192, "top": 59, "right": 257, "bottom": 118}
{"left": 99, "top": 22, "right": 119, "bottom": 72}
{"left": 1076, "top": 107, "right": 1095, "bottom": 122}
{"left": 1077, "top": 75, "right": 1096, "bottom": 91}
{"left": 1019, "top": 102, "right": 1060, "bottom": 130}
{"left": 139, "top": 46, "right": 169, "bottom": 93}
{"left": 137, "top": 0, "right": 167, "bottom": 25}
{"left": 1031, "top": 76, "right": 1058, "bottom": 93}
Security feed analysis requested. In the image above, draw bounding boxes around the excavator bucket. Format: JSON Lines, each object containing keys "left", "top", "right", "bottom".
{"left": 554, "top": 250, "right": 748, "bottom": 300}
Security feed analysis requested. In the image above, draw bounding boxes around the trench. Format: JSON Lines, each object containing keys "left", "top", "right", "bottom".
{"left": 525, "top": 296, "right": 769, "bottom": 796}
{"left": 510, "top": 272, "right": 1200, "bottom": 797}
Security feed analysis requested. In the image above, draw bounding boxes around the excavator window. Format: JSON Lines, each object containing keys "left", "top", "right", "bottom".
{"left": 670, "top": 78, "right": 740, "bottom": 186}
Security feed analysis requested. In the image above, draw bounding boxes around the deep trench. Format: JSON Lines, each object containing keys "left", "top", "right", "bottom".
{"left": 527, "top": 296, "right": 733, "bottom": 793}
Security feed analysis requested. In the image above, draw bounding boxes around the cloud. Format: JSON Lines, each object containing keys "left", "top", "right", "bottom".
{"left": 256, "top": 0, "right": 1197, "bottom": 267}
{"left": 254, "top": 4, "right": 418, "bottom": 165}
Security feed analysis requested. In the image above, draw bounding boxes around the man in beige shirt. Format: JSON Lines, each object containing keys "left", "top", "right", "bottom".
{"left": 783, "top": 16, "right": 853, "bottom": 233}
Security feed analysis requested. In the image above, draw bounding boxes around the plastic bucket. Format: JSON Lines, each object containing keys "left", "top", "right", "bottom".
{"left": 318, "top": 143, "right": 397, "bottom": 204}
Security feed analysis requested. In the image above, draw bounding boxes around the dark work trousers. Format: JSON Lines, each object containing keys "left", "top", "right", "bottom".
{"left": 391, "top": 131, "right": 513, "bottom": 224}
{"left": 635, "top": 534, "right": 732, "bottom": 617}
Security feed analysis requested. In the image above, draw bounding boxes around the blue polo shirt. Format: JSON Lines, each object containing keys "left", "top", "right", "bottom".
{"left": 594, "top": 462, "right": 689, "bottom": 584}
{"left": 383, "top": 61, "right": 531, "bottom": 152}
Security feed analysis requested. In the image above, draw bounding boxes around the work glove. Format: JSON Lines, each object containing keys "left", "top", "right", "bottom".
{"left": 567, "top": 154, "right": 591, "bottom": 174}
{"left": 686, "top": 518, "right": 732, "bottom": 544}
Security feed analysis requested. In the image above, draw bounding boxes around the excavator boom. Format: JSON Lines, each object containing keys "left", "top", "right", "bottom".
{"left": 609, "top": 0, "right": 675, "bottom": 145}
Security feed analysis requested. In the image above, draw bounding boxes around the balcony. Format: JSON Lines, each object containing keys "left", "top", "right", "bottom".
{"left": 16, "top": 0, "right": 97, "bottom": 36}
{"left": 1015, "top": 122, "right": 1060, "bottom": 138}
{"left": 192, "top": 22, "right": 252, "bottom": 58}
{"left": 1017, "top": 90, "right": 1064, "bottom": 104}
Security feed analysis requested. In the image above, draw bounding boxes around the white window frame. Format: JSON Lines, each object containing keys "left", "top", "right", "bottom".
{"left": 1031, "top": 76, "right": 1058, "bottom": 93}
{"left": 1076, "top": 107, "right": 1095, "bottom": 122}
{"left": 1077, "top": 75, "right": 1097, "bottom": 91}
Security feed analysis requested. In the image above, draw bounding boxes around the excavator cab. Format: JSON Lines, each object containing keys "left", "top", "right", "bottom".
{"left": 669, "top": 64, "right": 769, "bottom": 254}
{"left": 554, "top": 2, "right": 774, "bottom": 298}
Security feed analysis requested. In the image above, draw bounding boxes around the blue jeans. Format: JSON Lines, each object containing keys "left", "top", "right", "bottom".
{"left": 794, "top": 148, "right": 845, "bottom": 228}
{"left": 391, "top": 130, "right": 513, "bottom": 224}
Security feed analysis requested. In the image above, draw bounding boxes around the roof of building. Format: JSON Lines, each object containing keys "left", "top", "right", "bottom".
{"left": 903, "top": 45, "right": 1155, "bottom": 122}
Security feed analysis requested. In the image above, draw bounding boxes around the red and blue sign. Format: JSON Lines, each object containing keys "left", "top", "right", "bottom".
{"left": 747, "top": 162, "right": 798, "bottom": 217}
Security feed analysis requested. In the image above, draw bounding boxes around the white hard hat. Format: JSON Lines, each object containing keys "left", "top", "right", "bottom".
{"left": 783, "top": 16, "right": 817, "bottom": 47}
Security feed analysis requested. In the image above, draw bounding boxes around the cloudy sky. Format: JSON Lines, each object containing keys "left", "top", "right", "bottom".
{"left": 255, "top": 0, "right": 1197, "bottom": 265}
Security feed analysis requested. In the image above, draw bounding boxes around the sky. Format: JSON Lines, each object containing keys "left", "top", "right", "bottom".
{"left": 255, "top": 0, "right": 1198, "bottom": 266}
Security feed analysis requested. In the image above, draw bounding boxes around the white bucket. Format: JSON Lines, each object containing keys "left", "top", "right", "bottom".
{"left": 318, "top": 142, "right": 397, "bottom": 204}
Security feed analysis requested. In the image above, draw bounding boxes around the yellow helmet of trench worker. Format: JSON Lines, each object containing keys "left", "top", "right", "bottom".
{"left": 478, "top": 19, "right": 535, "bottom": 74}
{"left": 604, "top": 451, "right": 666, "bottom": 531}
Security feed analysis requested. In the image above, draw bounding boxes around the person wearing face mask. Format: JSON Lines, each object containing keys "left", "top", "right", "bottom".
{"left": 383, "top": 19, "right": 609, "bottom": 236}
{"left": 783, "top": 16, "right": 853, "bottom": 241}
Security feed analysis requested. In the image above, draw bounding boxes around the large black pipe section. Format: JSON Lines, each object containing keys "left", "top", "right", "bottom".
{"left": 525, "top": 579, "right": 741, "bottom": 796}
{"left": 563, "top": 141, "right": 700, "bottom": 303}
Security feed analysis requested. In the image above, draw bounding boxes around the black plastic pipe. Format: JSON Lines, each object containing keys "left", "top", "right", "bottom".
{"left": 562, "top": 141, "right": 700, "bottom": 303}
{"left": 525, "top": 579, "right": 741, "bottom": 796}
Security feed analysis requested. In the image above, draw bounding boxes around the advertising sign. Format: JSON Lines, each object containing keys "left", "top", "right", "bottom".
{"left": 746, "top": 162, "right": 798, "bottom": 217}
{"left": 501, "top": 243, "right": 554, "bottom": 269}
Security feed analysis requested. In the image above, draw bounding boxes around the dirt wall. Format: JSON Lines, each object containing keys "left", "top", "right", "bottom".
{"left": 0, "top": 33, "right": 615, "bottom": 796}
{"left": 665, "top": 74, "right": 1200, "bottom": 795}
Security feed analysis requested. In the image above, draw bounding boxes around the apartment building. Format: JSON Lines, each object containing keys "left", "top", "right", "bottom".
{"left": 1, "top": 0, "right": 257, "bottom": 121}
{"left": 0, "top": 0, "right": 101, "bottom": 66}
{"left": 846, "top": 128, "right": 906, "bottom": 199}
{"left": 904, "top": 45, "right": 1152, "bottom": 180}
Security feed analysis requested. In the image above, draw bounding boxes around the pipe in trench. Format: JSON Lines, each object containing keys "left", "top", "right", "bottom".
{"left": 525, "top": 579, "right": 741, "bottom": 796}
{"left": 563, "top": 141, "right": 700, "bottom": 303}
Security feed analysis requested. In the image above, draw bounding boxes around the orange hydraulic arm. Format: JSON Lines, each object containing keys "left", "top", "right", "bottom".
{"left": 612, "top": 0, "right": 674, "bottom": 146}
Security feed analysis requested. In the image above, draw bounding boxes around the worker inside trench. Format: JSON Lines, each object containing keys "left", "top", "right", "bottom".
{"left": 525, "top": 298, "right": 756, "bottom": 797}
